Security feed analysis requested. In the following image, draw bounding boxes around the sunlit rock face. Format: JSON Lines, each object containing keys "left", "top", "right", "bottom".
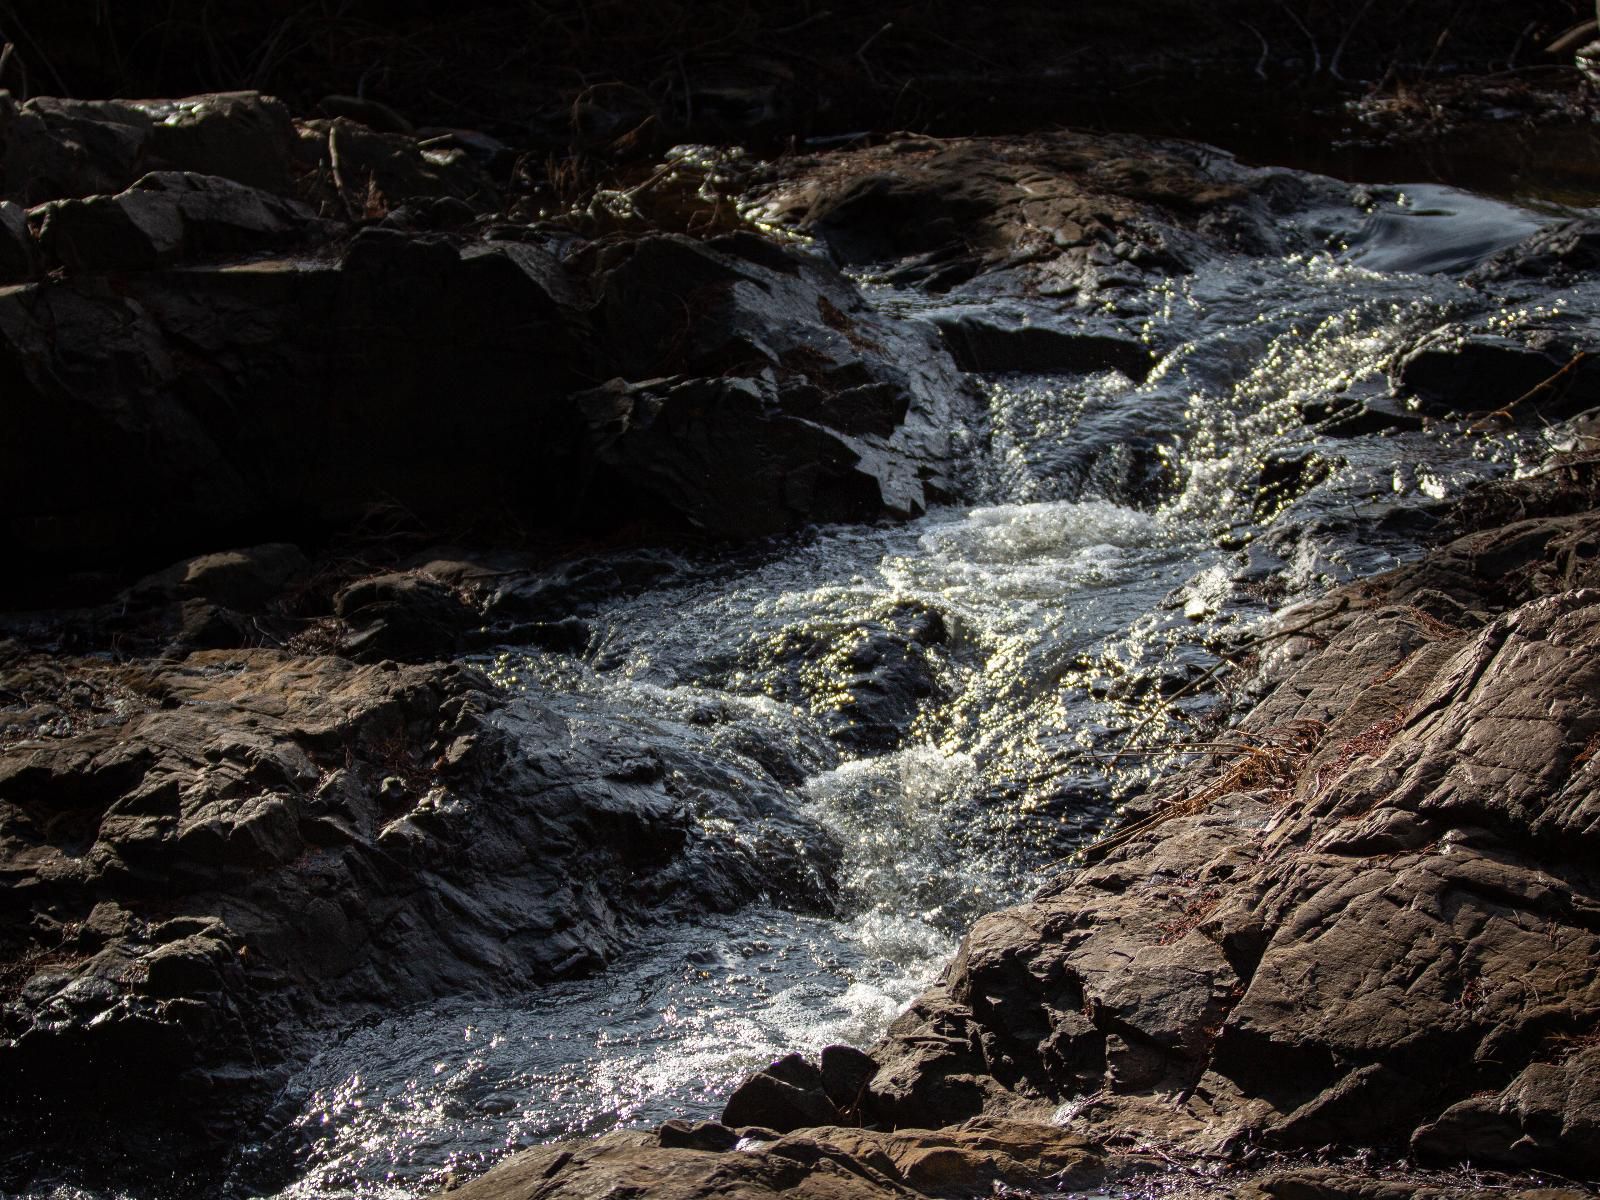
{"left": 750, "top": 131, "right": 1354, "bottom": 297}
{"left": 859, "top": 505, "right": 1600, "bottom": 1180}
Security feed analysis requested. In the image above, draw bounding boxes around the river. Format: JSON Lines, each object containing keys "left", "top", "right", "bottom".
{"left": 17, "top": 174, "right": 1584, "bottom": 1200}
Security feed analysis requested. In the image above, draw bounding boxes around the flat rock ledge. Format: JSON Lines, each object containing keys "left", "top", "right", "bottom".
{"left": 446, "top": 476, "right": 1600, "bottom": 1196}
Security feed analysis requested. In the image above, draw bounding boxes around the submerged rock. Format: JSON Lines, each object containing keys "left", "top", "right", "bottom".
{"left": 738, "top": 599, "right": 949, "bottom": 755}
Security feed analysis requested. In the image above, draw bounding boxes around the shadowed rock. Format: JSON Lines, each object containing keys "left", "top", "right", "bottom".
{"left": 0, "top": 646, "right": 841, "bottom": 1172}
{"left": 933, "top": 316, "right": 1156, "bottom": 380}
{"left": 0, "top": 92, "right": 298, "bottom": 205}
{"left": 31, "top": 171, "right": 327, "bottom": 272}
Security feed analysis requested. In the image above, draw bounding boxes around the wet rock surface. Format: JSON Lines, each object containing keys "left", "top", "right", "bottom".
{"left": 4, "top": 77, "right": 1600, "bottom": 1200}
{"left": 438, "top": 481, "right": 1600, "bottom": 1199}
{"left": 738, "top": 599, "right": 949, "bottom": 755}
{"left": 849, "top": 495, "right": 1600, "bottom": 1177}
{"left": 0, "top": 635, "right": 839, "bottom": 1175}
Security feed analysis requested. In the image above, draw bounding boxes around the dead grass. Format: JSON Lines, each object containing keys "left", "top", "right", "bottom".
{"left": 1543, "top": 1026, "right": 1600, "bottom": 1064}
{"left": 27, "top": 1, "right": 1570, "bottom": 154}
{"left": 0, "top": 940, "right": 85, "bottom": 1004}
{"left": 1083, "top": 719, "right": 1325, "bottom": 861}
{"left": 283, "top": 617, "right": 348, "bottom": 657}
{"left": 1394, "top": 603, "right": 1467, "bottom": 641}
{"left": 1306, "top": 707, "right": 1412, "bottom": 802}
{"left": 356, "top": 723, "right": 441, "bottom": 799}
{"left": 1157, "top": 887, "right": 1224, "bottom": 945}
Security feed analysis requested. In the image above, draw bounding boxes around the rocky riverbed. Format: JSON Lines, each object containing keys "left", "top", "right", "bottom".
{"left": 2, "top": 81, "right": 1600, "bottom": 1200}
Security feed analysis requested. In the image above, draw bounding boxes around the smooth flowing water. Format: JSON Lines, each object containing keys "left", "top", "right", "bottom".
{"left": 27, "top": 181, "right": 1588, "bottom": 1200}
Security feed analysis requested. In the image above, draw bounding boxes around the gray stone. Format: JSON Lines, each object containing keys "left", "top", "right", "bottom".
{"left": 1, "top": 94, "right": 154, "bottom": 204}
{"left": 31, "top": 170, "right": 325, "bottom": 272}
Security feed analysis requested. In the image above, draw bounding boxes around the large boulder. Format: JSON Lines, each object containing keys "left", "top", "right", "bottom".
{"left": 1, "top": 216, "right": 979, "bottom": 575}
{"left": 0, "top": 228, "right": 586, "bottom": 571}
{"left": 0, "top": 91, "right": 299, "bottom": 205}
{"left": 578, "top": 232, "right": 978, "bottom": 531}
{"left": 751, "top": 132, "right": 1349, "bottom": 296}
{"left": 133, "top": 92, "right": 299, "bottom": 193}
{"left": 0, "top": 94, "right": 154, "bottom": 204}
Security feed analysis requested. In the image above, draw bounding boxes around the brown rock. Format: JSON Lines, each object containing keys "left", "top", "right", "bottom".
{"left": 754, "top": 132, "right": 1342, "bottom": 295}
{"left": 821, "top": 1043, "right": 879, "bottom": 1113}
{"left": 435, "top": 1118, "right": 1102, "bottom": 1199}
{"left": 657, "top": 1119, "right": 740, "bottom": 1151}
{"left": 854, "top": 514, "right": 1600, "bottom": 1174}
{"left": 722, "top": 1058, "right": 839, "bottom": 1132}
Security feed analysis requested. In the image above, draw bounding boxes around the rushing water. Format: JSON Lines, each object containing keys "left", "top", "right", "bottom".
{"left": 21, "top": 181, "right": 1590, "bottom": 1200}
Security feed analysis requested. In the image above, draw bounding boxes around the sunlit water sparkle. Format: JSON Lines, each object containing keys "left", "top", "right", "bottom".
{"left": 20, "top": 180, "right": 1593, "bottom": 1200}
{"left": 242, "top": 186, "right": 1583, "bottom": 1200}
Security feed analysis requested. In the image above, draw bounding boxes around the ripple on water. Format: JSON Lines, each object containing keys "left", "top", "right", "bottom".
{"left": 251, "top": 909, "right": 949, "bottom": 1199}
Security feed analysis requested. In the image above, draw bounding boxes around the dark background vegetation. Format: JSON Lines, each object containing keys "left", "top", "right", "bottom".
{"left": 2, "top": 1, "right": 1590, "bottom": 151}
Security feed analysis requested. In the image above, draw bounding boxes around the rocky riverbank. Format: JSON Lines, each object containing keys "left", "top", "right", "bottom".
{"left": 5, "top": 77, "right": 1600, "bottom": 1198}
{"left": 439, "top": 455, "right": 1600, "bottom": 1200}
